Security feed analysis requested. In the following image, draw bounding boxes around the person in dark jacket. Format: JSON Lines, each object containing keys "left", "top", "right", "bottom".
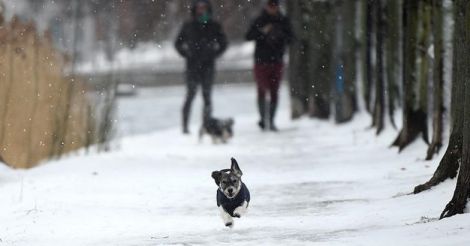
{"left": 175, "top": 0, "right": 228, "bottom": 134}
{"left": 246, "top": 0, "right": 293, "bottom": 131}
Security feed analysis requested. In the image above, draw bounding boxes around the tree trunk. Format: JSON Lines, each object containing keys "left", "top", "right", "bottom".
{"left": 414, "top": 0, "right": 466, "bottom": 194}
{"left": 385, "top": 0, "right": 401, "bottom": 129}
{"left": 440, "top": 0, "right": 470, "bottom": 219}
{"left": 288, "top": 1, "right": 333, "bottom": 120}
{"left": 307, "top": 1, "right": 334, "bottom": 119}
{"left": 441, "top": 86, "right": 470, "bottom": 218}
{"left": 426, "top": 0, "right": 445, "bottom": 160}
{"left": 335, "top": 0, "right": 357, "bottom": 124}
{"left": 287, "top": 0, "right": 309, "bottom": 119}
{"left": 372, "top": 0, "right": 385, "bottom": 134}
{"left": 391, "top": 0, "right": 429, "bottom": 152}
{"left": 364, "top": 0, "right": 375, "bottom": 113}
{"left": 416, "top": 0, "right": 432, "bottom": 139}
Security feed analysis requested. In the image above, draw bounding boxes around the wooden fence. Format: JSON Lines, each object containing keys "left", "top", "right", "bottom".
{"left": 0, "top": 17, "right": 95, "bottom": 169}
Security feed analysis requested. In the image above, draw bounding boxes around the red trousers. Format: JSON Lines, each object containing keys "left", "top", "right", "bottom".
{"left": 254, "top": 63, "right": 284, "bottom": 104}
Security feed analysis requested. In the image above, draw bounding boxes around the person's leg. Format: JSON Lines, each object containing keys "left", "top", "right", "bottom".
{"left": 268, "top": 63, "right": 284, "bottom": 131}
{"left": 254, "top": 64, "right": 268, "bottom": 130}
{"left": 182, "top": 71, "right": 199, "bottom": 134}
{"left": 201, "top": 65, "right": 214, "bottom": 122}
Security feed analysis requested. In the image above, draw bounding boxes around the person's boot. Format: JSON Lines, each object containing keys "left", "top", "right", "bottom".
{"left": 182, "top": 107, "right": 190, "bottom": 134}
{"left": 269, "top": 101, "right": 278, "bottom": 132}
{"left": 203, "top": 104, "right": 212, "bottom": 122}
{"left": 258, "top": 98, "right": 267, "bottom": 131}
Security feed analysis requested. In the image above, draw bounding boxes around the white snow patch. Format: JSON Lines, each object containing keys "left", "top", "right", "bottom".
{"left": 77, "top": 42, "right": 254, "bottom": 75}
{"left": 0, "top": 84, "right": 469, "bottom": 246}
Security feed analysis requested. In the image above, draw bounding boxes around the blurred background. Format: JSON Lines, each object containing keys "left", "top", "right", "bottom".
{"left": 4, "top": 0, "right": 267, "bottom": 84}
{"left": 0, "top": 0, "right": 270, "bottom": 168}
{"left": 0, "top": 0, "right": 459, "bottom": 179}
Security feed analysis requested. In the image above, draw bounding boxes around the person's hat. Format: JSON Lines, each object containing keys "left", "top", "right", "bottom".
{"left": 267, "top": 0, "right": 280, "bottom": 6}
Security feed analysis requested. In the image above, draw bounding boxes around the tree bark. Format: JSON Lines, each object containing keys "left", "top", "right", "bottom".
{"left": 335, "top": 0, "right": 358, "bottom": 124}
{"left": 440, "top": 0, "right": 470, "bottom": 219}
{"left": 414, "top": 0, "right": 466, "bottom": 194}
{"left": 287, "top": 0, "right": 309, "bottom": 119}
{"left": 364, "top": 0, "right": 375, "bottom": 113}
{"left": 426, "top": 0, "right": 445, "bottom": 160}
{"left": 417, "top": 0, "right": 431, "bottom": 119}
{"left": 288, "top": 1, "right": 333, "bottom": 120}
{"left": 307, "top": 1, "right": 334, "bottom": 119}
{"left": 385, "top": 0, "right": 401, "bottom": 129}
{"left": 372, "top": 0, "right": 385, "bottom": 134}
{"left": 391, "top": 0, "right": 429, "bottom": 152}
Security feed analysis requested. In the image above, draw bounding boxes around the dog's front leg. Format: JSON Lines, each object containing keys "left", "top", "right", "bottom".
{"left": 233, "top": 201, "right": 248, "bottom": 218}
{"left": 219, "top": 206, "right": 234, "bottom": 228}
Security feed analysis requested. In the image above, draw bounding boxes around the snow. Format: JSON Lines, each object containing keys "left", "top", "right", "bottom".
{"left": 77, "top": 42, "right": 255, "bottom": 75}
{"left": 1, "top": 84, "right": 469, "bottom": 245}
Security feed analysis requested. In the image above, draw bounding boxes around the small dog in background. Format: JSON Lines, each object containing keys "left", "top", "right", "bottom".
{"left": 199, "top": 117, "right": 234, "bottom": 144}
{"left": 211, "top": 158, "right": 250, "bottom": 228}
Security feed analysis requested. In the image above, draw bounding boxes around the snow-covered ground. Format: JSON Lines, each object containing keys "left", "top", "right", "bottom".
{"left": 77, "top": 42, "right": 255, "bottom": 75}
{"left": 0, "top": 84, "right": 469, "bottom": 246}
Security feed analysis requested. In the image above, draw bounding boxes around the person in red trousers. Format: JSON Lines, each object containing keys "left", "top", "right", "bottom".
{"left": 246, "top": 0, "right": 294, "bottom": 131}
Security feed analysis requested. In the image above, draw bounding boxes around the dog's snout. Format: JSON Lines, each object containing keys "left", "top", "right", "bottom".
{"left": 228, "top": 188, "right": 233, "bottom": 193}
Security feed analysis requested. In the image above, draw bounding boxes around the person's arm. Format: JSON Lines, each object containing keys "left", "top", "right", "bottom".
{"left": 283, "top": 17, "right": 295, "bottom": 45}
{"left": 214, "top": 23, "right": 228, "bottom": 57}
{"left": 174, "top": 23, "right": 190, "bottom": 58}
{"left": 246, "top": 18, "right": 268, "bottom": 41}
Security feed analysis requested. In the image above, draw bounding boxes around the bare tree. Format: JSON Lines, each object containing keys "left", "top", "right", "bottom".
{"left": 414, "top": 0, "right": 465, "bottom": 194}
{"left": 439, "top": 0, "right": 470, "bottom": 220}
{"left": 426, "top": 0, "right": 445, "bottom": 160}
{"left": 288, "top": 0, "right": 334, "bottom": 120}
{"left": 385, "top": 0, "right": 401, "bottom": 129}
{"left": 364, "top": 0, "right": 376, "bottom": 113}
{"left": 391, "top": 0, "right": 429, "bottom": 152}
{"left": 334, "top": 0, "right": 358, "bottom": 124}
{"left": 372, "top": 0, "right": 385, "bottom": 133}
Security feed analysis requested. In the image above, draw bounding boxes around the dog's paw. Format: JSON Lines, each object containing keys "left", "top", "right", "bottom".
{"left": 225, "top": 222, "right": 234, "bottom": 228}
{"left": 233, "top": 203, "right": 247, "bottom": 218}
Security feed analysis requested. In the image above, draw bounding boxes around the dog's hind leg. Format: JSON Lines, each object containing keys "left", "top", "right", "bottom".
{"left": 219, "top": 206, "right": 234, "bottom": 228}
{"left": 233, "top": 201, "right": 249, "bottom": 218}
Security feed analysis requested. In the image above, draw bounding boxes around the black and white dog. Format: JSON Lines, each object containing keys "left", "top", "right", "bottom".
{"left": 200, "top": 117, "right": 234, "bottom": 144}
{"left": 211, "top": 158, "right": 250, "bottom": 228}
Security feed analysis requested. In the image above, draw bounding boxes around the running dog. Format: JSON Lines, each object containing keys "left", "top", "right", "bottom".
{"left": 211, "top": 158, "right": 250, "bottom": 228}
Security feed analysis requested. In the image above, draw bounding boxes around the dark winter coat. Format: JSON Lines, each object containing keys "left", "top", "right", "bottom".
{"left": 246, "top": 10, "right": 294, "bottom": 64}
{"left": 217, "top": 183, "right": 250, "bottom": 217}
{"left": 174, "top": 0, "right": 228, "bottom": 72}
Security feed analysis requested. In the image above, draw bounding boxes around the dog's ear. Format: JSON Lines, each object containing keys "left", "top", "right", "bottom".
{"left": 211, "top": 171, "right": 222, "bottom": 186}
{"left": 231, "top": 158, "right": 243, "bottom": 177}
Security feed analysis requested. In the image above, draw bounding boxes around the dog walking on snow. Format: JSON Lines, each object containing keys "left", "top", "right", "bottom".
{"left": 211, "top": 158, "right": 250, "bottom": 228}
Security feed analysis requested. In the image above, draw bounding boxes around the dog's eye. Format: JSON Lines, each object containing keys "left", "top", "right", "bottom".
{"left": 222, "top": 181, "right": 227, "bottom": 184}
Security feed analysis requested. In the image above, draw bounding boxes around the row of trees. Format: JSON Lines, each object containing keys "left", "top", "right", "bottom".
{"left": 7, "top": 0, "right": 266, "bottom": 57}
{"left": 288, "top": 0, "right": 470, "bottom": 219}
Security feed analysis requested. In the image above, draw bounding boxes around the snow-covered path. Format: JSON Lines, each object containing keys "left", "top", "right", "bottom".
{"left": 0, "top": 84, "right": 469, "bottom": 246}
